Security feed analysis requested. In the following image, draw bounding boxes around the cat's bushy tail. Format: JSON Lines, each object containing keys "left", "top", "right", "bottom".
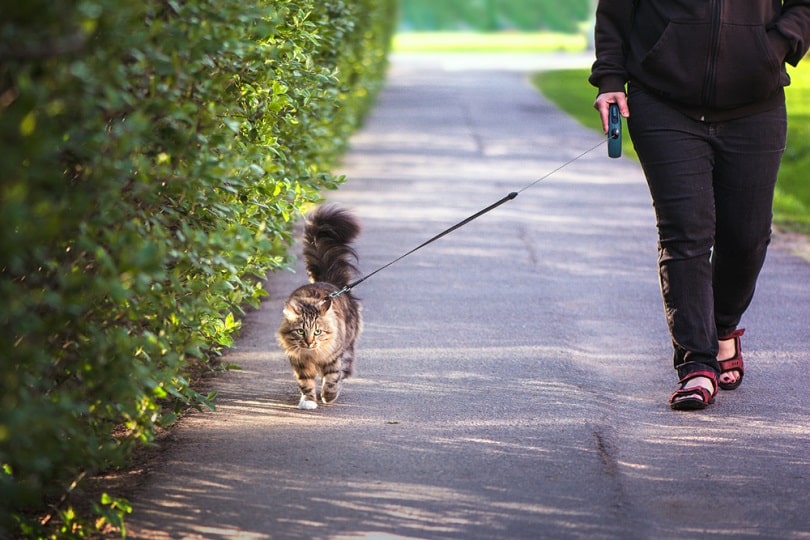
{"left": 302, "top": 205, "right": 361, "bottom": 288}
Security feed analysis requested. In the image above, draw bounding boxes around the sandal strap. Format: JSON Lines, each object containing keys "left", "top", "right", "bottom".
{"left": 719, "top": 328, "right": 745, "bottom": 341}
{"left": 718, "top": 357, "right": 744, "bottom": 372}
{"left": 670, "top": 385, "right": 713, "bottom": 405}
{"left": 718, "top": 328, "right": 745, "bottom": 376}
{"left": 676, "top": 369, "right": 718, "bottom": 397}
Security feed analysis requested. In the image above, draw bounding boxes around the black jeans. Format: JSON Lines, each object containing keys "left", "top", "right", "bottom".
{"left": 627, "top": 86, "right": 787, "bottom": 380}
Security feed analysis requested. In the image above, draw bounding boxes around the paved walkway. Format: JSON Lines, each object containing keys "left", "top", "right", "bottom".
{"left": 128, "top": 53, "right": 810, "bottom": 540}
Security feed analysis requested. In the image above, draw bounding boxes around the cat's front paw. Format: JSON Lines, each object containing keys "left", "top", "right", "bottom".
{"left": 298, "top": 398, "right": 318, "bottom": 410}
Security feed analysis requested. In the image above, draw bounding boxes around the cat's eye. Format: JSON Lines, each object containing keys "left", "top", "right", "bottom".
{"left": 295, "top": 329, "right": 304, "bottom": 335}
{"left": 313, "top": 329, "right": 322, "bottom": 335}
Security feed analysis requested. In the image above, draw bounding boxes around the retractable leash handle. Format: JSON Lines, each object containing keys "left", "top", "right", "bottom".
{"left": 608, "top": 103, "right": 622, "bottom": 158}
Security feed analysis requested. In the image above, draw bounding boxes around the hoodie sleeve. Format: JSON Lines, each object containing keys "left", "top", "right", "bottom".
{"left": 588, "top": 0, "right": 636, "bottom": 94}
{"left": 773, "top": 0, "right": 810, "bottom": 66}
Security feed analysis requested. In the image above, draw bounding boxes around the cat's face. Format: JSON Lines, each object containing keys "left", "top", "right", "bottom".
{"left": 281, "top": 298, "right": 334, "bottom": 351}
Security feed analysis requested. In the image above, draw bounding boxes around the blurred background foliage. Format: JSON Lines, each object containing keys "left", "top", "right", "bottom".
{"left": 397, "top": 0, "right": 591, "bottom": 33}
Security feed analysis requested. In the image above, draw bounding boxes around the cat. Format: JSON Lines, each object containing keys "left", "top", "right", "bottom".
{"left": 277, "top": 205, "right": 363, "bottom": 410}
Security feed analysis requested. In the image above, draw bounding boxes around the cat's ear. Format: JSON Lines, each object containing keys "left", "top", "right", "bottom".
{"left": 317, "top": 296, "right": 332, "bottom": 315}
{"left": 283, "top": 299, "right": 300, "bottom": 320}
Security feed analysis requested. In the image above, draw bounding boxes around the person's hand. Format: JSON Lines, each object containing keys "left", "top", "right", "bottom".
{"left": 594, "top": 92, "right": 629, "bottom": 134}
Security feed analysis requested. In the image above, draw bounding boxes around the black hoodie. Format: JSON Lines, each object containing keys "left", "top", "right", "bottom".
{"left": 589, "top": 0, "right": 810, "bottom": 120}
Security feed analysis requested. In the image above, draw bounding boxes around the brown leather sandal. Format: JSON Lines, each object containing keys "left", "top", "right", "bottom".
{"left": 670, "top": 370, "right": 718, "bottom": 411}
{"left": 718, "top": 328, "right": 745, "bottom": 391}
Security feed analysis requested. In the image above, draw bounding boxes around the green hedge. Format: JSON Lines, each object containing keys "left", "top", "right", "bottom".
{"left": 0, "top": 0, "right": 397, "bottom": 536}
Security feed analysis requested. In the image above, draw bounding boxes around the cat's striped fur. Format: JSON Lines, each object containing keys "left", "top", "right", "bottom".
{"left": 277, "top": 205, "right": 363, "bottom": 409}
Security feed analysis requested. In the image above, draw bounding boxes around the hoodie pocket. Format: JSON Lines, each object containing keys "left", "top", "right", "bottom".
{"left": 638, "top": 21, "right": 713, "bottom": 105}
{"left": 711, "top": 24, "right": 783, "bottom": 109}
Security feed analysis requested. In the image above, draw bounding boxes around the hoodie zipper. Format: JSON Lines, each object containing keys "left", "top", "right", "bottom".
{"left": 701, "top": 0, "right": 723, "bottom": 112}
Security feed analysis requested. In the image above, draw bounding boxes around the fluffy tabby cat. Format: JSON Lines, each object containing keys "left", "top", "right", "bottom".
{"left": 277, "top": 205, "right": 363, "bottom": 410}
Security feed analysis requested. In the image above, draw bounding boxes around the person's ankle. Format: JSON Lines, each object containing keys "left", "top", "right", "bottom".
{"left": 682, "top": 375, "right": 715, "bottom": 393}
{"left": 718, "top": 336, "right": 737, "bottom": 361}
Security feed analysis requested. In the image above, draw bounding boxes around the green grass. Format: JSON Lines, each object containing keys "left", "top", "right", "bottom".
{"left": 392, "top": 31, "right": 588, "bottom": 53}
{"left": 777, "top": 65, "right": 810, "bottom": 232}
{"left": 533, "top": 67, "right": 810, "bottom": 233}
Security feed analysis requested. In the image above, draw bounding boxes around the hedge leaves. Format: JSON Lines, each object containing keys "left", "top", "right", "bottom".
{"left": 0, "top": 0, "right": 397, "bottom": 535}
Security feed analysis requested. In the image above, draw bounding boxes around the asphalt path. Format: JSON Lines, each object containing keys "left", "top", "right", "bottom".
{"left": 128, "top": 53, "right": 810, "bottom": 540}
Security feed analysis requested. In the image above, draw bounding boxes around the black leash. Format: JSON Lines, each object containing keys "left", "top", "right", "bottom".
{"left": 330, "top": 138, "right": 607, "bottom": 297}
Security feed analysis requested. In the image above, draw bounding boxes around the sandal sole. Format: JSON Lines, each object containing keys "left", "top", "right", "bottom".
{"left": 670, "top": 396, "right": 712, "bottom": 411}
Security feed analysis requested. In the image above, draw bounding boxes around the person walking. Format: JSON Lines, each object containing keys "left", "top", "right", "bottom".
{"left": 589, "top": 1, "right": 810, "bottom": 410}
